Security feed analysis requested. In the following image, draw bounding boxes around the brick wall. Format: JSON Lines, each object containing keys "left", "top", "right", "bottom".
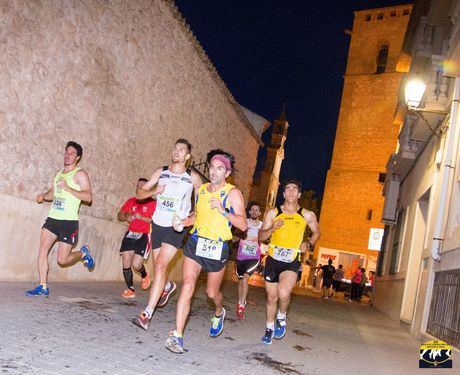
{"left": 0, "top": 0, "right": 259, "bottom": 281}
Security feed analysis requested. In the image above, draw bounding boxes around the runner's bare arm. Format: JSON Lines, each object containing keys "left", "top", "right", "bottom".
{"left": 258, "top": 208, "right": 277, "bottom": 242}
{"left": 191, "top": 170, "right": 203, "bottom": 195}
{"left": 137, "top": 167, "right": 162, "bottom": 200}
{"left": 58, "top": 169, "right": 92, "bottom": 203}
{"left": 37, "top": 183, "right": 55, "bottom": 203}
{"left": 225, "top": 188, "right": 247, "bottom": 232}
{"left": 302, "top": 209, "right": 320, "bottom": 249}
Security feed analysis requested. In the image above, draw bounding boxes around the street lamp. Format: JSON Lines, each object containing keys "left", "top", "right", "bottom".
{"left": 405, "top": 78, "right": 426, "bottom": 109}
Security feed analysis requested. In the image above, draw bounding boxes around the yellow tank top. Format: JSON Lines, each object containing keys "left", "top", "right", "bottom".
{"left": 48, "top": 167, "right": 82, "bottom": 221}
{"left": 191, "top": 183, "right": 235, "bottom": 241}
{"left": 268, "top": 205, "right": 307, "bottom": 262}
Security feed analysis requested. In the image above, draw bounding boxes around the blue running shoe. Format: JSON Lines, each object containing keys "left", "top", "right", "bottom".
{"left": 274, "top": 318, "right": 286, "bottom": 339}
{"left": 209, "top": 307, "right": 226, "bottom": 337}
{"left": 261, "top": 328, "right": 274, "bottom": 345}
{"left": 165, "top": 333, "right": 185, "bottom": 354}
{"left": 26, "top": 285, "right": 49, "bottom": 297}
{"left": 80, "top": 245, "right": 94, "bottom": 269}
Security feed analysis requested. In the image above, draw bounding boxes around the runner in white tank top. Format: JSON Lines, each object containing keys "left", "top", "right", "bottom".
{"left": 233, "top": 202, "right": 263, "bottom": 319}
{"left": 132, "top": 139, "right": 202, "bottom": 331}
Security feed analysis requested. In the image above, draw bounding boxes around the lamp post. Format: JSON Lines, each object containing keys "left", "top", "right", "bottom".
{"left": 405, "top": 78, "right": 426, "bottom": 109}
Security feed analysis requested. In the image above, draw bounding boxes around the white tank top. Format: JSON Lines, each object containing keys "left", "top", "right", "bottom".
{"left": 152, "top": 166, "right": 193, "bottom": 227}
{"left": 246, "top": 219, "right": 262, "bottom": 240}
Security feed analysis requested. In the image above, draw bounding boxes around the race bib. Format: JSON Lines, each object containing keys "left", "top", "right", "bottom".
{"left": 196, "top": 237, "right": 223, "bottom": 260}
{"left": 52, "top": 197, "right": 66, "bottom": 211}
{"left": 241, "top": 242, "right": 258, "bottom": 257}
{"left": 158, "top": 196, "right": 178, "bottom": 213}
{"left": 126, "top": 231, "right": 143, "bottom": 240}
{"left": 272, "top": 246, "right": 297, "bottom": 263}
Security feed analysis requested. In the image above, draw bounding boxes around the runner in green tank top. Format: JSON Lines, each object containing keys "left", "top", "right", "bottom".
{"left": 26, "top": 141, "right": 94, "bottom": 297}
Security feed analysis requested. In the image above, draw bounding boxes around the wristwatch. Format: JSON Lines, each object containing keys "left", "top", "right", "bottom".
{"left": 222, "top": 208, "right": 230, "bottom": 217}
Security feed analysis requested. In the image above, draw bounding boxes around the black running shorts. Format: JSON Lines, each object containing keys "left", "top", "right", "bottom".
{"left": 263, "top": 255, "right": 300, "bottom": 283}
{"left": 119, "top": 231, "right": 150, "bottom": 257}
{"left": 150, "top": 223, "right": 187, "bottom": 249}
{"left": 182, "top": 235, "right": 229, "bottom": 273}
{"left": 43, "top": 217, "right": 79, "bottom": 245}
{"left": 236, "top": 259, "right": 260, "bottom": 279}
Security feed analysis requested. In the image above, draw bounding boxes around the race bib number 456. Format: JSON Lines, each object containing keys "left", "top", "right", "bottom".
{"left": 272, "top": 246, "right": 297, "bottom": 263}
{"left": 196, "top": 237, "right": 223, "bottom": 261}
{"left": 158, "top": 196, "right": 178, "bottom": 213}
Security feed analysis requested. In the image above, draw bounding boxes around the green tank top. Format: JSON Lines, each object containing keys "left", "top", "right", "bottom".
{"left": 48, "top": 167, "right": 82, "bottom": 221}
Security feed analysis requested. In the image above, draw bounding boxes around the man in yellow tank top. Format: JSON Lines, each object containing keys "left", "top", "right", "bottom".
{"left": 259, "top": 180, "right": 320, "bottom": 345}
{"left": 165, "top": 149, "right": 247, "bottom": 354}
{"left": 26, "top": 142, "right": 93, "bottom": 297}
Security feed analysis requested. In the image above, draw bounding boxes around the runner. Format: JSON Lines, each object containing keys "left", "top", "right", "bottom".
{"left": 132, "top": 139, "right": 201, "bottom": 329}
{"left": 258, "top": 180, "right": 320, "bottom": 344}
{"left": 26, "top": 141, "right": 94, "bottom": 297}
{"left": 117, "top": 178, "right": 157, "bottom": 298}
{"left": 165, "top": 149, "right": 247, "bottom": 354}
{"left": 234, "top": 201, "right": 262, "bottom": 319}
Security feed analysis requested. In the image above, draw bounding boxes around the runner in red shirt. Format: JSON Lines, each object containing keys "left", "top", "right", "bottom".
{"left": 118, "top": 178, "right": 156, "bottom": 298}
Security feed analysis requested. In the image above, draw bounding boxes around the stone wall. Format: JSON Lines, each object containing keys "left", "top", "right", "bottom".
{"left": 0, "top": 0, "right": 260, "bottom": 282}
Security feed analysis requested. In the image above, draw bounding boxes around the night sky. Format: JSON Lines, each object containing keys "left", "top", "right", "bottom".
{"left": 175, "top": 0, "right": 412, "bottom": 199}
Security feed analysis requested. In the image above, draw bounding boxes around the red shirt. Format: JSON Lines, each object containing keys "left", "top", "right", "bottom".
{"left": 120, "top": 197, "right": 156, "bottom": 233}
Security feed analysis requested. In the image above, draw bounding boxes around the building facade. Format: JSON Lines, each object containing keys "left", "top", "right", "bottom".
{"left": 376, "top": 0, "right": 460, "bottom": 349}
{"left": 316, "top": 5, "right": 413, "bottom": 278}
{"left": 0, "top": 0, "right": 263, "bottom": 282}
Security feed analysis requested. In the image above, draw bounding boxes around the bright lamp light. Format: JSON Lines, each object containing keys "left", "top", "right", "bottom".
{"left": 405, "top": 79, "right": 426, "bottom": 108}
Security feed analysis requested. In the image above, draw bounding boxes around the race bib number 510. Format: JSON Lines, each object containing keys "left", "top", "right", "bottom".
{"left": 196, "top": 237, "right": 223, "bottom": 260}
{"left": 272, "top": 246, "right": 297, "bottom": 263}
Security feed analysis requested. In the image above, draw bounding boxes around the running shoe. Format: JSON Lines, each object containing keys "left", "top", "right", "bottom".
{"left": 209, "top": 308, "right": 226, "bottom": 337}
{"left": 274, "top": 318, "right": 287, "bottom": 339}
{"left": 141, "top": 272, "right": 151, "bottom": 290}
{"left": 237, "top": 302, "right": 245, "bottom": 320}
{"left": 121, "top": 289, "right": 136, "bottom": 299}
{"left": 80, "top": 244, "right": 95, "bottom": 269}
{"left": 157, "top": 281, "right": 177, "bottom": 307}
{"left": 165, "top": 333, "right": 185, "bottom": 354}
{"left": 26, "top": 285, "right": 49, "bottom": 297}
{"left": 132, "top": 311, "right": 151, "bottom": 330}
{"left": 261, "top": 328, "right": 274, "bottom": 345}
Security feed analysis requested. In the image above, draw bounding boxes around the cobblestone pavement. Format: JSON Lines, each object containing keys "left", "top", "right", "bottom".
{"left": 0, "top": 280, "right": 458, "bottom": 375}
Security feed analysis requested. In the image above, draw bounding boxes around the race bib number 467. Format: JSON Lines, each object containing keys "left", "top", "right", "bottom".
{"left": 196, "top": 237, "right": 223, "bottom": 261}
{"left": 272, "top": 246, "right": 297, "bottom": 263}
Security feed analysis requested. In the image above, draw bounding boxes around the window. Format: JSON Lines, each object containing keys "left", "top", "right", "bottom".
{"left": 376, "top": 44, "right": 388, "bottom": 74}
{"left": 377, "top": 13, "right": 384, "bottom": 20}
{"left": 367, "top": 209, "right": 373, "bottom": 221}
{"left": 389, "top": 210, "right": 405, "bottom": 274}
{"left": 365, "top": 14, "right": 372, "bottom": 22}
{"left": 390, "top": 11, "right": 396, "bottom": 17}
{"left": 403, "top": 9, "right": 410, "bottom": 16}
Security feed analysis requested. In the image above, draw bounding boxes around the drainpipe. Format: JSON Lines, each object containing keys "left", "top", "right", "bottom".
{"left": 431, "top": 77, "right": 460, "bottom": 261}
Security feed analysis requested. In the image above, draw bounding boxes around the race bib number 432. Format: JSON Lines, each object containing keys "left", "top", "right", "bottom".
{"left": 272, "top": 246, "right": 297, "bottom": 263}
{"left": 241, "top": 242, "right": 258, "bottom": 257}
{"left": 196, "top": 237, "right": 223, "bottom": 260}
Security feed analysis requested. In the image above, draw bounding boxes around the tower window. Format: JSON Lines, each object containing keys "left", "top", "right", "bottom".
{"left": 365, "top": 14, "right": 371, "bottom": 22}
{"left": 376, "top": 44, "right": 388, "bottom": 74}
{"left": 377, "top": 13, "right": 384, "bottom": 20}
{"left": 403, "top": 9, "right": 410, "bottom": 16}
{"left": 367, "top": 209, "right": 373, "bottom": 221}
{"left": 390, "top": 11, "right": 396, "bottom": 17}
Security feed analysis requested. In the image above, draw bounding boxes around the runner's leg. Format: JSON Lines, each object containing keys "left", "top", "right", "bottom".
{"left": 38, "top": 228, "right": 58, "bottom": 285}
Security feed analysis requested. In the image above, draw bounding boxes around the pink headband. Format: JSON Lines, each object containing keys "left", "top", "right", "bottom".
{"left": 210, "top": 154, "right": 231, "bottom": 171}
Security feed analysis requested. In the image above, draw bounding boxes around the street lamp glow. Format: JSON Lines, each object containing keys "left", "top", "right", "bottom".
{"left": 405, "top": 79, "right": 426, "bottom": 108}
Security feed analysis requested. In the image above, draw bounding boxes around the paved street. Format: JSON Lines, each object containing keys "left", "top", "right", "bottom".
{"left": 0, "top": 280, "right": 458, "bottom": 375}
